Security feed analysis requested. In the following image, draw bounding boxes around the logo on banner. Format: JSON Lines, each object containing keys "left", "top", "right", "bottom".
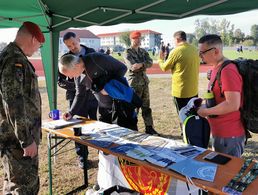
{"left": 118, "top": 158, "right": 171, "bottom": 194}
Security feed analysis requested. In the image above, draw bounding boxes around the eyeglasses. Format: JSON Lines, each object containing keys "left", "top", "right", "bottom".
{"left": 199, "top": 47, "right": 216, "bottom": 56}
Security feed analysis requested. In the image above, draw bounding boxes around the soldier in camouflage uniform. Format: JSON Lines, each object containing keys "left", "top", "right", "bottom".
{"left": 124, "top": 31, "right": 159, "bottom": 135}
{"left": 0, "top": 21, "right": 45, "bottom": 194}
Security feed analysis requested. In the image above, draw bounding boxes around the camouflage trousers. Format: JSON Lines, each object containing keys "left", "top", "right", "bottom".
{"left": 132, "top": 83, "right": 154, "bottom": 127}
{"left": 1, "top": 147, "right": 39, "bottom": 195}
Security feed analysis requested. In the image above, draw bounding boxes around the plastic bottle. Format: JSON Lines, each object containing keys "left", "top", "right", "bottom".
{"left": 204, "top": 90, "right": 217, "bottom": 118}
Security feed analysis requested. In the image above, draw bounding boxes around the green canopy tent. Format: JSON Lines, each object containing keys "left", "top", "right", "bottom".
{"left": 0, "top": 0, "right": 258, "bottom": 110}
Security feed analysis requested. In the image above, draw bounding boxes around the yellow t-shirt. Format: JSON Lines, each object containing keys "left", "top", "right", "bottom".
{"left": 158, "top": 42, "right": 200, "bottom": 98}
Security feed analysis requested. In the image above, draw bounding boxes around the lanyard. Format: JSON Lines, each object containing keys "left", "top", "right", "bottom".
{"left": 235, "top": 162, "right": 258, "bottom": 192}
{"left": 224, "top": 159, "right": 258, "bottom": 193}
{"left": 226, "top": 159, "right": 252, "bottom": 189}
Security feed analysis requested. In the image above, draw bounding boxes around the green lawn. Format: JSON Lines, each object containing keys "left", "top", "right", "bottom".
{"left": 111, "top": 49, "right": 258, "bottom": 62}
{"left": 224, "top": 49, "right": 258, "bottom": 60}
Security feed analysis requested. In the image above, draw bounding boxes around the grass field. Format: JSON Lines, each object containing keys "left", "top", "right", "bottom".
{"left": 1, "top": 75, "right": 258, "bottom": 194}
{"left": 223, "top": 49, "right": 258, "bottom": 60}
{"left": 111, "top": 49, "right": 258, "bottom": 62}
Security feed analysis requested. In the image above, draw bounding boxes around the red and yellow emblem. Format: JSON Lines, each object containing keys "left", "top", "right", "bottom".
{"left": 118, "top": 158, "right": 171, "bottom": 194}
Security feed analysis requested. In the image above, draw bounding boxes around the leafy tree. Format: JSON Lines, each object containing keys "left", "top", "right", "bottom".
{"left": 233, "top": 29, "right": 245, "bottom": 44}
{"left": 191, "top": 38, "right": 198, "bottom": 47}
{"left": 187, "top": 33, "right": 196, "bottom": 43}
{"left": 186, "top": 33, "right": 198, "bottom": 46}
{"left": 119, "top": 31, "right": 131, "bottom": 48}
{"left": 194, "top": 18, "right": 234, "bottom": 46}
{"left": 194, "top": 18, "right": 219, "bottom": 40}
{"left": 250, "top": 24, "right": 258, "bottom": 44}
{"left": 242, "top": 39, "right": 254, "bottom": 46}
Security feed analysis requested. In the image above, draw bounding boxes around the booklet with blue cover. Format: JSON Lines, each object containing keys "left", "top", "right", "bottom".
{"left": 168, "top": 158, "right": 217, "bottom": 182}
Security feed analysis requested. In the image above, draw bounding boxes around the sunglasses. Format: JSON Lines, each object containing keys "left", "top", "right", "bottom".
{"left": 199, "top": 47, "right": 216, "bottom": 56}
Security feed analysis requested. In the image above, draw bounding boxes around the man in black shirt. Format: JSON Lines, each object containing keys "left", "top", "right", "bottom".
{"left": 59, "top": 52, "right": 140, "bottom": 130}
{"left": 58, "top": 32, "right": 98, "bottom": 169}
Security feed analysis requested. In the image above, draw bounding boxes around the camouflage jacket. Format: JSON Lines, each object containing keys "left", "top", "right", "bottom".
{"left": 0, "top": 42, "right": 41, "bottom": 149}
{"left": 124, "top": 47, "right": 153, "bottom": 86}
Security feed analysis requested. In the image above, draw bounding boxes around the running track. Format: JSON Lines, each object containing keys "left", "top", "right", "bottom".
{"left": 30, "top": 59, "right": 212, "bottom": 77}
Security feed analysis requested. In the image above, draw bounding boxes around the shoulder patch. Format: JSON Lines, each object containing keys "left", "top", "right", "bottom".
{"left": 15, "top": 64, "right": 24, "bottom": 82}
{"left": 15, "top": 63, "right": 23, "bottom": 67}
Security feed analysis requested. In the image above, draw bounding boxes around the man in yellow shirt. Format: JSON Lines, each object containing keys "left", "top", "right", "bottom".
{"left": 158, "top": 31, "right": 200, "bottom": 113}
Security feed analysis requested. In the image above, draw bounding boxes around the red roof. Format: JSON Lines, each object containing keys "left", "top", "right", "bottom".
{"left": 60, "top": 29, "right": 100, "bottom": 39}
{"left": 97, "top": 29, "right": 161, "bottom": 37}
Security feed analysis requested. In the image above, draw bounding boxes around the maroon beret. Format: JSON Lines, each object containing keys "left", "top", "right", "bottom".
{"left": 23, "top": 21, "right": 45, "bottom": 43}
{"left": 130, "top": 31, "right": 141, "bottom": 39}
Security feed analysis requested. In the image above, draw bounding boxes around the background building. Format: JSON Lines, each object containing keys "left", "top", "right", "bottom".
{"left": 97, "top": 30, "right": 162, "bottom": 51}
{"left": 59, "top": 29, "right": 100, "bottom": 54}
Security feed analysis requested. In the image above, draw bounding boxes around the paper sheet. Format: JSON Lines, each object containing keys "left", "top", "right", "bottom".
{"left": 42, "top": 118, "right": 83, "bottom": 129}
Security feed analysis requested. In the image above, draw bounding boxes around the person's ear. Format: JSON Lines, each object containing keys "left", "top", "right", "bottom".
{"left": 31, "top": 36, "right": 36, "bottom": 44}
{"left": 214, "top": 47, "right": 219, "bottom": 55}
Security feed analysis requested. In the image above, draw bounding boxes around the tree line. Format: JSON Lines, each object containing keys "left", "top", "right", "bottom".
{"left": 118, "top": 18, "right": 258, "bottom": 48}
{"left": 190, "top": 18, "right": 258, "bottom": 47}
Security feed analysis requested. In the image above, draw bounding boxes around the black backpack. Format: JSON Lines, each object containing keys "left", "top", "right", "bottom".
{"left": 211, "top": 59, "right": 258, "bottom": 134}
{"left": 179, "top": 98, "right": 210, "bottom": 148}
{"left": 183, "top": 115, "right": 210, "bottom": 148}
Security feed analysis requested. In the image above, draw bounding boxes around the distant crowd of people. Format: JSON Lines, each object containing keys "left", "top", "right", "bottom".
{"left": 0, "top": 20, "right": 247, "bottom": 194}
{"left": 98, "top": 47, "right": 111, "bottom": 55}
{"left": 151, "top": 42, "right": 171, "bottom": 59}
{"left": 237, "top": 45, "right": 243, "bottom": 53}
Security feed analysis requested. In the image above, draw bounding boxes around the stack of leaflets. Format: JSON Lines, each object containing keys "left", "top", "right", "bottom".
{"left": 145, "top": 153, "right": 175, "bottom": 167}
{"left": 88, "top": 135, "right": 118, "bottom": 148}
{"left": 102, "top": 126, "right": 133, "bottom": 138}
{"left": 125, "top": 146, "right": 154, "bottom": 161}
{"left": 42, "top": 118, "right": 83, "bottom": 129}
{"left": 172, "top": 145, "right": 205, "bottom": 159}
{"left": 110, "top": 143, "right": 138, "bottom": 154}
{"left": 81, "top": 121, "right": 118, "bottom": 134}
{"left": 140, "top": 136, "right": 169, "bottom": 151}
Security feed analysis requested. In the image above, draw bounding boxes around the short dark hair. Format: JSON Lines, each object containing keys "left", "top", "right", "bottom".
{"left": 174, "top": 31, "right": 186, "bottom": 41}
{"left": 63, "top": 32, "right": 76, "bottom": 42}
{"left": 198, "top": 34, "right": 222, "bottom": 45}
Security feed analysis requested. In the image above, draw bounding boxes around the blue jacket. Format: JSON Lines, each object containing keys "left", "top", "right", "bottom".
{"left": 104, "top": 78, "right": 142, "bottom": 108}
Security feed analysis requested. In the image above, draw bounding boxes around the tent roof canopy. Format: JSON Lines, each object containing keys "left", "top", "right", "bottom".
{"left": 0, "top": 0, "right": 258, "bottom": 32}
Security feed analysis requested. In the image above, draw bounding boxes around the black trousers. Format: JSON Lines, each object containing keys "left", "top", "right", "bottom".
{"left": 75, "top": 100, "right": 98, "bottom": 164}
{"left": 173, "top": 95, "right": 198, "bottom": 114}
{"left": 98, "top": 104, "right": 138, "bottom": 131}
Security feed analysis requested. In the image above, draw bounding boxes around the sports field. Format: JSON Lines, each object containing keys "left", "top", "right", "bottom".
{"left": 112, "top": 48, "right": 258, "bottom": 62}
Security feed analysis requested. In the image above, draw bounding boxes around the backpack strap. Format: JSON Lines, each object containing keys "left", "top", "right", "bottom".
{"left": 210, "top": 60, "right": 232, "bottom": 97}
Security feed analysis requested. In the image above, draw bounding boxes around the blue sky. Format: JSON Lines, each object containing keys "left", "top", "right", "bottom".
{"left": 0, "top": 9, "right": 257, "bottom": 44}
